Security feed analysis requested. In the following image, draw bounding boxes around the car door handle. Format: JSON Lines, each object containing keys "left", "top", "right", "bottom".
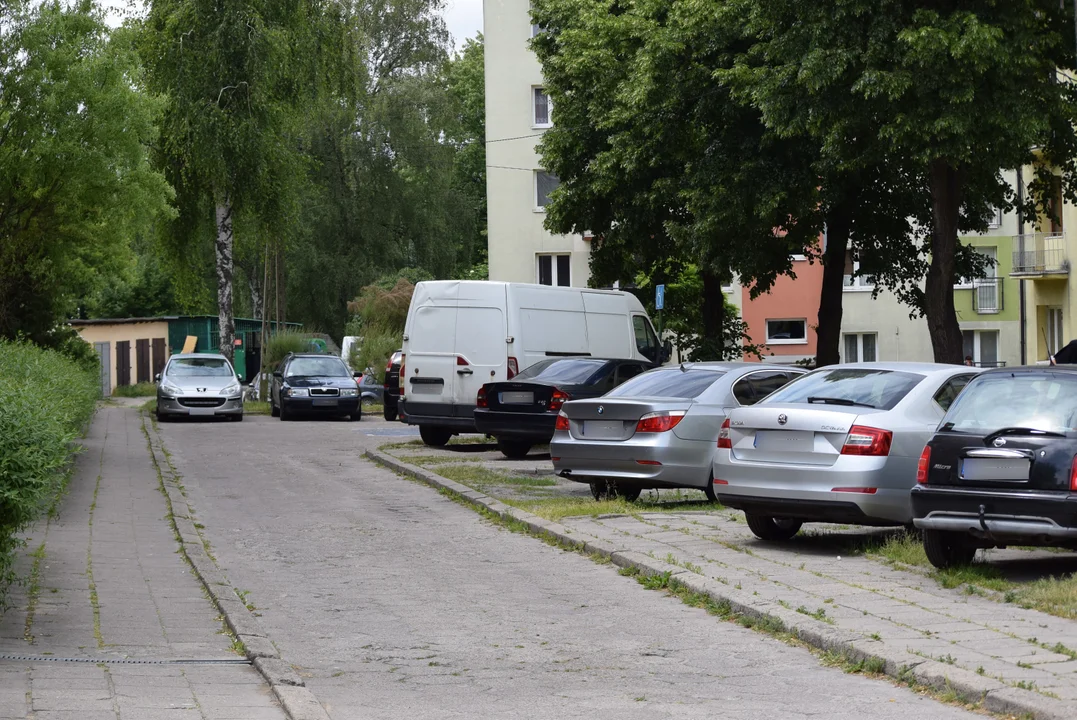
{"left": 457, "top": 368, "right": 473, "bottom": 376}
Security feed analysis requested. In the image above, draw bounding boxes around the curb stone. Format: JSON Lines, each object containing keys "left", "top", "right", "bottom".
{"left": 144, "top": 414, "right": 333, "bottom": 720}
{"left": 367, "top": 448, "right": 1074, "bottom": 720}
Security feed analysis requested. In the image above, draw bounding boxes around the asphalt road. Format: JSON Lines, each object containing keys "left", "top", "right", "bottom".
{"left": 158, "top": 414, "right": 979, "bottom": 719}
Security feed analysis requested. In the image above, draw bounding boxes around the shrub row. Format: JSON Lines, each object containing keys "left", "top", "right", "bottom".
{"left": 0, "top": 339, "right": 98, "bottom": 609}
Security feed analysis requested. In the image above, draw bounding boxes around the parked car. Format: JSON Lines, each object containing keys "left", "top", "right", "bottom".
{"left": 552, "top": 363, "right": 806, "bottom": 501}
{"left": 269, "top": 353, "right": 361, "bottom": 421}
{"left": 913, "top": 366, "right": 1077, "bottom": 568}
{"left": 383, "top": 350, "right": 402, "bottom": 421}
{"left": 156, "top": 353, "right": 244, "bottom": 422}
{"left": 399, "top": 280, "right": 669, "bottom": 447}
{"left": 358, "top": 370, "right": 383, "bottom": 406}
{"left": 712, "top": 362, "right": 980, "bottom": 540}
{"left": 475, "top": 357, "right": 655, "bottom": 459}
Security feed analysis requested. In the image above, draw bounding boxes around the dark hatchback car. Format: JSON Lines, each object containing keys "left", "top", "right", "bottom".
{"left": 913, "top": 367, "right": 1077, "bottom": 568}
{"left": 383, "top": 350, "right": 402, "bottom": 422}
{"left": 474, "top": 357, "right": 653, "bottom": 459}
{"left": 270, "top": 353, "right": 362, "bottom": 421}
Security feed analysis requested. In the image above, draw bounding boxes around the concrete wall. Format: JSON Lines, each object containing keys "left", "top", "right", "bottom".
{"left": 73, "top": 321, "right": 170, "bottom": 395}
{"left": 484, "top": 0, "right": 591, "bottom": 285}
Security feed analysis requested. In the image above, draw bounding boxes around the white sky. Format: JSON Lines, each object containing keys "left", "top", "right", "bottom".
{"left": 101, "top": 0, "right": 484, "bottom": 53}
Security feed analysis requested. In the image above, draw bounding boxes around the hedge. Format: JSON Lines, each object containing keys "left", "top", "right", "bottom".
{"left": 0, "top": 339, "right": 98, "bottom": 609}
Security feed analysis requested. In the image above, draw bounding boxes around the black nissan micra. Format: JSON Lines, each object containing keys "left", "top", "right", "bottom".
{"left": 912, "top": 366, "right": 1077, "bottom": 568}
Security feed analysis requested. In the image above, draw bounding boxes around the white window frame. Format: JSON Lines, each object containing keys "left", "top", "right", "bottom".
{"left": 532, "top": 86, "right": 552, "bottom": 129}
{"left": 765, "top": 318, "right": 808, "bottom": 346}
{"left": 987, "top": 207, "right": 1003, "bottom": 229}
{"left": 1048, "top": 308, "right": 1064, "bottom": 356}
{"left": 962, "top": 329, "right": 1000, "bottom": 366}
{"left": 843, "top": 258, "right": 874, "bottom": 292}
{"left": 955, "top": 246, "right": 997, "bottom": 289}
{"left": 536, "top": 253, "right": 571, "bottom": 286}
{"left": 535, "top": 170, "right": 559, "bottom": 212}
{"left": 842, "top": 332, "right": 878, "bottom": 363}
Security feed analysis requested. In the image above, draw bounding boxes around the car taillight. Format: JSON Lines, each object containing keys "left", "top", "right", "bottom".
{"left": 717, "top": 417, "right": 732, "bottom": 449}
{"left": 386, "top": 356, "right": 394, "bottom": 372}
{"left": 477, "top": 387, "right": 488, "bottom": 408}
{"left": 636, "top": 410, "right": 686, "bottom": 433}
{"left": 550, "top": 388, "right": 570, "bottom": 412}
{"left": 1069, "top": 454, "right": 1077, "bottom": 492}
{"left": 841, "top": 425, "right": 892, "bottom": 456}
{"left": 399, "top": 355, "right": 405, "bottom": 396}
{"left": 507, "top": 356, "right": 519, "bottom": 379}
{"left": 555, "top": 411, "right": 569, "bottom": 431}
{"left": 917, "top": 445, "right": 931, "bottom": 484}
{"left": 457, "top": 355, "right": 469, "bottom": 366}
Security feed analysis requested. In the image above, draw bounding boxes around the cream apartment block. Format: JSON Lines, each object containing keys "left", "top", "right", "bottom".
{"left": 484, "top": 0, "right": 592, "bottom": 286}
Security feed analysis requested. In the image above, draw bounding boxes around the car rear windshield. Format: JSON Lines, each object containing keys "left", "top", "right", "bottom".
{"left": 286, "top": 357, "right": 350, "bottom": 377}
{"left": 167, "top": 358, "right": 231, "bottom": 377}
{"left": 942, "top": 372, "right": 1077, "bottom": 434}
{"left": 764, "top": 368, "right": 923, "bottom": 410}
{"left": 607, "top": 368, "right": 724, "bottom": 399}
{"left": 515, "top": 358, "right": 611, "bottom": 385}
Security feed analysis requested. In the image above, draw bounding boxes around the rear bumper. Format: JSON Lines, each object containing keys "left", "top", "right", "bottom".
{"left": 158, "top": 395, "right": 243, "bottom": 417}
{"left": 550, "top": 434, "right": 713, "bottom": 489}
{"left": 474, "top": 408, "right": 555, "bottom": 441}
{"left": 911, "top": 486, "right": 1077, "bottom": 541}
{"left": 400, "top": 400, "right": 477, "bottom": 432}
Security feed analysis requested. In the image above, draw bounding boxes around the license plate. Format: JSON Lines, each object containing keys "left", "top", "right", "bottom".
{"left": 412, "top": 383, "right": 441, "bottom": 395}
{"left": 500, "top": 391, "right": 534, "bottom": 405}
{"left": 583, "top": 420, "right": 623, "bottom": 438}
{"left": 189, "top": 407, "right": 214, "bottom": 416}
{"left": 961, "top": 458, "right": 1030, "bottom": 481}
{"left": 313, "top": 398, "right": 338, "bottom": 407}
{"left": 754, "top": 430, "right": 814, "bottom": 452}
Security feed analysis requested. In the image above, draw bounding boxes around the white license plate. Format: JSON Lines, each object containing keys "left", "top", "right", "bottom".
{"left": 412, "top": 383, "right": 441, "bottom": 395}
{"left": 189, "top": 407, "right": 215, "bottom": 416}
{"left": 754, "top": 430, "right": 814, "bottom": 452}
{"left": 500, "top": 391, "right": 534, "bottom": 404}
{"left": 313, "top": 398, "right": 338, "bottom": 407}
{"left": 583, "top": 420, "right": 623, "bottom": 438}
{"left": 961, "top": 458, "right": 1030, "bottom": 481}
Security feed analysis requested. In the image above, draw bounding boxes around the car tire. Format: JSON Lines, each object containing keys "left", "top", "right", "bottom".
{"left": 704, "top": 476, "right": 718, "bottom": 503}
{"left": 271, "top": 402, "right": 280, "bottom": 418}
{"left": 155, "top": 407, "right": 168, "bottom": 423}
{"left": 497, "top": 438, "right": 532, "bottom": 459}
{"left": 420, "top": 426, "right": 452, "bottom": 447}
{"left": 588, "top": 480, "right": 640, "bottom": 502}
{"left": 280, "top": 403, "right": 291, "bottom": 422}
{"left": 745, "top": 514, "right": 802, "bottom": 541}
{"left": 616, "top": 483, "right": 642, "bottom": 502}
{"left": 922, "top": 529, "right": 976, "bottom": 569}
{"left": 233, "top": 414, "right": 244, "bottom": 422}
{"left": 349, "top": 409, "right": 362, "bottom": 421}
{"left": 383, "top": 406, "right": 398, "bottom": 422}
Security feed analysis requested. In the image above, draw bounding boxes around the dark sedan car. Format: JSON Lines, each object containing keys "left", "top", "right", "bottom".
{"left": 270, "top": 353, "right": 361, "bottom": 421}
{"left": 383, "top": 350, "right": 402, "bottom": 421}
{"left": 913, "top": 366, "right": 1077, "bottom": 568}
{"left": 474, "top": 357, "right": 653, "bottom": 459}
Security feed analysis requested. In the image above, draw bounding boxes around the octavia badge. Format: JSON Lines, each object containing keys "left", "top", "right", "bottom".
{"left": 993, "top": 437, "right": 1007, "bottom": 447}
{"left": 597, "top": 406, "right": 604, "bottom": 415}
{"left": 777, "top": 413, "right": 788, "bottom": 426}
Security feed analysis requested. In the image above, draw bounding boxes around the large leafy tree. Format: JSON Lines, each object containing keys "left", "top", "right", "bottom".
{"left": 0, "top": 0, "right": 172, "bottom": 343}
{"left": 729, "top": 0, "right": 1077, "bottom": 363}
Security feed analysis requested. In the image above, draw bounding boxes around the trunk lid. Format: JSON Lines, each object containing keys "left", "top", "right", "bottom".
{"left": 561, "top": 397, "right": 691, "bottom": 441}
{"left": 728, "top": 403, "right": 885, "bottom": 466}
{"left": 484, "top": 381, "right": 557, "bottom": 414}
{"left": 926, "top": 431, "right": 1077, "bottom": 492}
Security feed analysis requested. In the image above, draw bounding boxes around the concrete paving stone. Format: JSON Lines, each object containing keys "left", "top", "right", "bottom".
{"left": 29, "top": 712, "right": 118, "bottom": 720}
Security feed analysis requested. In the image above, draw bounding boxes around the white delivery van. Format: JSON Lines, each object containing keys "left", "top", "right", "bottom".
{"left": 399, "top": 281, "right": 668, "bottom": 446}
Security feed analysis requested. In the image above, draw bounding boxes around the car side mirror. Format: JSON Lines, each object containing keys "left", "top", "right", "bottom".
{"left": 236, "top": 374, "right": 243, "bottom": 383}
{"left": 273, "top": 371, "right": 282, "bottom": 378}
{"left": 154, "top": 373, "right": 161, "bottom": 382}
{"left": 354, "top": 371, "right": 362, "bottom": 378}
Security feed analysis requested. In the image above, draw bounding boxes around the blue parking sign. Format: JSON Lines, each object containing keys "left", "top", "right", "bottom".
{"left": 655, "top": 284, "right": 665, "bottom": 310}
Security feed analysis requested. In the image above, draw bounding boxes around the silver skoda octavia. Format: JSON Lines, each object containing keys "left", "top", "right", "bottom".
{"left": 156, "top": 353, "right": 244, "bottom": 422}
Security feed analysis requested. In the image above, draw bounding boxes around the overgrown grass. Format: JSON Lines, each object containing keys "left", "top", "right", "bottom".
{"left": 0, "top": 339, "right": 98, "bottom": 609}
{"left": 431, "top": 464, "right": 557, "bottom": 488}
{"left": 112, "top": 382, "right": 157, "bottom": 397}
{"left": 244, "top": 401, "right": 271, "bottom": 416}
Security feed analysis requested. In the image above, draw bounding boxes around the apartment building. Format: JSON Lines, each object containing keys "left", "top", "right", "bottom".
{"left": 484, "top": 0, "right": 591, "bottom": 287}
{"left": 740, "top": 257, "right": 823, "bottom": 365}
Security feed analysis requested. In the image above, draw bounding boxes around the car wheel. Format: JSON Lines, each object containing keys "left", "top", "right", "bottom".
{"left": 233, "top": 414, "right": 244, "bottom": 422}
{"left": 745, "top": 513, "right": 802, "bottom": 541}
{"left": 704, "top": 476, "right": 718, "bottom": 503}
{"left": 616, "top": 482, "right": 642, "bottom": 502}
{"left": 589, "top": 480, "right": 616, "bottom": 501}
{"left": 271, "top": 402, "right": 280, "bottom": 418}
{"left": 155, "top": 407, "right": 168, "bottom": 423}
{"left": 497, "top": 438, "right": 532, "bottom": 459}
{"left": 922, "top": 529, "right": 976, "bottom": 569}
{"left": 349, "top": 409, "right": 362, "bottom": 421}
{"left": 383, "top": 406, "right": 398, "bottom": 422}
{"left": 280, "top": 403, "right": 291, "bottom": 421}
{"left": 420, "top": 426, "right": 452, "bottom": 447}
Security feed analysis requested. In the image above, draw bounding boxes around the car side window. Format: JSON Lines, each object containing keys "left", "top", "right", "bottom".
{"left": 751, "top": 371, "right": 794, "bottom": 401}
{"left": 616, "top": 363, "right": 645, "bottom": 384}
{"left": 632, "top": 316, "right": 659, "bottom": 362}
{"left": 732, "top": 377, "right": 756, "bottom": 405}
{"left": 933, "top": 374, "right": 975, "bottom": 412}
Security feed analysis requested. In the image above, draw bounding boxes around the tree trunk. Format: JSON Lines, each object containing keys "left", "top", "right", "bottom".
{"left": 816, "top": 205, "right": 851, "bottom": 367}
{"left": 215, "top": 198, "right": 235, "bottom": 363}
{"left": 924, "top": 160, "right": 964, "bottom": 364}
{"left": 247, "top": 264, "right": 263, "bottom": 320}
{"left": 700, "top": 267, "right": 726, "bottom": 360}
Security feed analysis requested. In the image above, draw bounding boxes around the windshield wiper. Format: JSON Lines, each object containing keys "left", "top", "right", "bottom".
{"left": 984, "top": 426, "right": 1066, "bottom": 443}
{"left": 806, "top": 396, "right": 875, "bottom": 408}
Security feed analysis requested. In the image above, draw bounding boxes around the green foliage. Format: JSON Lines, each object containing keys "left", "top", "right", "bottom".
{"left": 0, "top": 340, "right": 99, "bottom": 609}
{"left": 112, "top": 383, "right": 158, "bottom": 398}
{"left": 262, "top": 330, "right": 314, "bottom": 369}
{"left": 0, "top": 0, "right": 174, "bottom": 344}
{"left": 346, "top": 278, "right": 413, "bottom": 381}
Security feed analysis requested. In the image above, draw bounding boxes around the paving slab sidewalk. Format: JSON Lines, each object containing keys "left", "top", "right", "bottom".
{"left": 0, "top": 405, "right": 286, "bottom": 720}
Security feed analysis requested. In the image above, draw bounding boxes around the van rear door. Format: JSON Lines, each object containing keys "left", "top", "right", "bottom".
{"left": 453, "top": 306, "right": 507, "bottom": 408}
{"left": 406, "top": 305, "right": 459, "bottom": 416}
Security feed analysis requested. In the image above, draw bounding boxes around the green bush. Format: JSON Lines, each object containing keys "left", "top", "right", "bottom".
{"left": 0, "top": 339, "right": 98, "bottom": 610}
{"left": 261, "top": 330, "right": 312, "bottom": 370}
{"left": 112, "top": 382, "right": 157, "bottom": 397}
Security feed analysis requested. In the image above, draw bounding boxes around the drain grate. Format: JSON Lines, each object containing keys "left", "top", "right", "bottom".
{"left": 0, "top": 654, "right": 250, "bottom": 666}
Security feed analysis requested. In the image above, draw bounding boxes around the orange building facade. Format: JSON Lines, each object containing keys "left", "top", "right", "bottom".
{"left": 740, "top": 256, "right": 824, "bottom": 364}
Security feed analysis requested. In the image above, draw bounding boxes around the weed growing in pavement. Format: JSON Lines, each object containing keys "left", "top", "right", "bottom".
{"left": 796, "top": 606, "right": 833, "bottom": 625}
{"left": 431, "top": 464, "right": 557, "bottom": 489}
{"left": 22, "top": 541, "right": 46, "bottom": 643}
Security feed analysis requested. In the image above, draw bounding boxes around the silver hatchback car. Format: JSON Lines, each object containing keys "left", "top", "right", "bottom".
{"left": 156, "top": 353, "right": 244, "bottom": 422}
{"left": 712, "top": 362, "right": 980, "bottom": 540}
{"left": 551, "top": 362, "right": 806, "bottom": 501}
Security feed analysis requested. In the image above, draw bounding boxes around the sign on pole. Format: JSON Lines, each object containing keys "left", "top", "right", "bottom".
{"left": 655, "top": 284, "right": 665, "bottom": 310}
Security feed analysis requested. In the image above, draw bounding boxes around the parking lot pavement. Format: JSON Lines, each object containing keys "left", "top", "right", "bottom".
{"left": 0, "top": 405, "right": 286, "bottom": 720}
{"left": 151, "top": 412, "right": 983, "bottom": 719}
{"left": 558, "top": 511, "right": 1077, "bottom": 709}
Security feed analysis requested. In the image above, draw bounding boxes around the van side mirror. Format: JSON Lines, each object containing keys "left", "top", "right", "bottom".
{"left": 661, "top": 340, "right": 673, "bottom": 363}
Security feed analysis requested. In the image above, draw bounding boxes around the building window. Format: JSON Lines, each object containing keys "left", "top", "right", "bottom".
{"left": 535, "top": 170, "right": 559, "bottom": 210}
{"left": 843, "top": 251, "right": 873, "bottom": 290}
{"left": 538, "top": 254, "right": 570, "bottom": 286}
{"left": 533, "top": 87, "right": 551, "bottom": 127}
{"left": 956, "top": 246, "right": 997, "bottom": 288}
{"left": 1048, "top": 307, "right": 1064, "bottom": 356}
{"left": 765, "top": 319, "right": 807, "bottom": 345}
{"left": 1048, "top": 175, "right": 1064, "bottom": 234}
{"left": 843, "top": 333, "right": 877, "bottom": 363}
{"left": 530, "top": 2, "right": 542, "bottom": 37}
{"left": 987, "top": 207, "right": 1002, "bottom": 229}
{"left": 962, "top": 329, "right": 1000, "bottom": 367}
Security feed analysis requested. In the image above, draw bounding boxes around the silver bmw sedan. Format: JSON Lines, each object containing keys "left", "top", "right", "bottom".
{"left": 156, "top": 353, "right": 244, "bottom": 422}
{"left": 712, "top": 362, "right": 980, "bottom": 540}
{"left": 551, "top": 362, "right": 806, "bottom": 501}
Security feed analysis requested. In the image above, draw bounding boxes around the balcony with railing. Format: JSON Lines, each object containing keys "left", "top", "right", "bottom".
{"left": 971, "top": 278, "right": 1003, "bottom": 314}
{"left": 1012, "top": 233, "right": 1069, "bottom": 276}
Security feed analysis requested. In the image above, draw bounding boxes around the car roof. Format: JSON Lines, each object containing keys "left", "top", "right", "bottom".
{"left": 668, "top": 361, "right": 805, "bottom": 372}
{"left": 812, "top": 361, "right": 975, "bottom": 377}
{"left": 287, "top": 353, "right": 344, "bottom": 359}
{"left": 169, "top": 353, "right": 228, "bottom": 360}
{"left": 980, "top": 364, "right": 1077, "bottom": 375}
